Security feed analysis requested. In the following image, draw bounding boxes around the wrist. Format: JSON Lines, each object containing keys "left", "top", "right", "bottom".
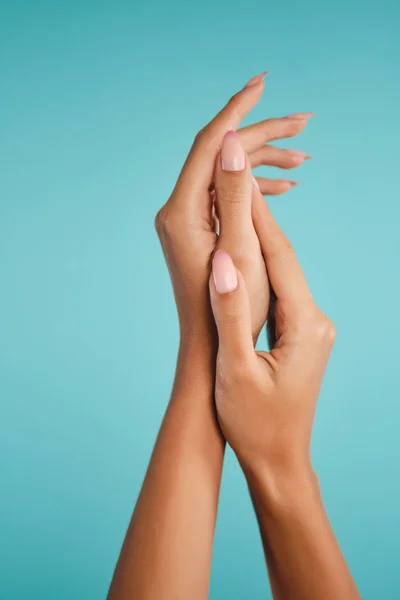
{"left": 178, "top": 324, "right": 217, "bottom": 367}
{"left": 177, "top": 295, "right": 217, "bottom": 349}
{"left": 242, "top": 457, "right": 321, "bottom": 515}
{"left": 170, "top": 326, "right": 224, "bottom": 443}
{"left": 171, "top": 332, "right": 217, "bottom": 397}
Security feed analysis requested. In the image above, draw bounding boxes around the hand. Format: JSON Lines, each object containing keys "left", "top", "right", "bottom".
{"left": 155, "top": 73, "right": 313, "bottom": 347}
{"left": 209, "top": 187, "right": 336, "bottom": 482}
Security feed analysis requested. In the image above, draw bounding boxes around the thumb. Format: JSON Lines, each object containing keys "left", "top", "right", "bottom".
{"left": 215, "top": 131, "right": 253, "bottom": 242}
{"left": 209, "top": 250, "right": 255, "bottom": 364}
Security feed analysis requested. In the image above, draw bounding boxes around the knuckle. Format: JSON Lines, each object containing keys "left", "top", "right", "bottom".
{"left": 284, "top": 120, "right": 305, "bottom": 138}
{"left": 285, "top": 300, "right": 337, "bottom": 349}
{"left": 325, "top": 318, "right": 337, "bottom": 345}
{"left": 228, "top": 91, "right": 238, "bottom": 105}
{"left": 154, "top": 208, "right": 163, "bottom": 235}
{"left": 227, "top": 91, "right": 240, "bottom": 108}
{"left": 310, "top": 309, "right": 336, "bottom": 346}
{"left": 154, "top": 205, "right": 178, "bottom": 238}
{"left": 216, "top": 183, "right": 249, "bottom": 205}
{"left": 218, "top": 301, "right": 248, "bottom": 331}
{"left": 223, "top": 305, "right": 246, "bottom": 326}
{"left": 194, "top": 125, "right": 209, "bottom": 144}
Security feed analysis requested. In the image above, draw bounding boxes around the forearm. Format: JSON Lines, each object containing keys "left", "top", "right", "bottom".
{"left": 108, "top": 337, "right": 224, "bottom": 600}
{"left": 245, "top": 463, "right": 360, "bottom": 600}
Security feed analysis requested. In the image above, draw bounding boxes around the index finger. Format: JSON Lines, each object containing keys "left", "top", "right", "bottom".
{"left": 251, "top": 186, "right": 311, "bottom": 311}
{"left": 171, "top": 72, "right": 267, "bottom": 203}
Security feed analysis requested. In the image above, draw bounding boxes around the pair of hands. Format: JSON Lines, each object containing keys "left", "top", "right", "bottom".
{"left": 156, "top": 72, "right": 335, "bottom": 483}
{"left": 108, "top": 72, "right": 359, "bottom": 600}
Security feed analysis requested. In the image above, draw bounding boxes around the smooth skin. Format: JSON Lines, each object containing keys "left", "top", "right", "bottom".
{"left": 209, "top": 139, "right": 360, "bottom": 598}
{"left": 107, "top": 74, "right": 358, "bottom": 599}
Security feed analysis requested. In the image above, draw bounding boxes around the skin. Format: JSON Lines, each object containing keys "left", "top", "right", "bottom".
{"left": 107, "top": 73, "right": 357, "bottom": 599}
{"left": 107, "top": 74, "right": 312, "bottom": 599}
{"left": 209, "top": 140, "right": 360, "bottom": 599}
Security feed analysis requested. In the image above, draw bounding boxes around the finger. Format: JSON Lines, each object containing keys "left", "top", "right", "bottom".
{"left": 251, "top": 186, "right": 311, "bottom": 310}
{"left": 255, "top": 177, "right": 298, "bottom": 196}
{"left": 209, "top": 250, "right": 255, "bottom": 364}
{"left": 214, "top": 131, "right": 253, "bottom": 240}
{"left": 170, "top": 72, "right": 267, "bottom": 208}
{"left": 250, "top": 146, "right": 311, "bottom": 169}
{"left": 238, "top": 113, "right": 314, "bottom": 154}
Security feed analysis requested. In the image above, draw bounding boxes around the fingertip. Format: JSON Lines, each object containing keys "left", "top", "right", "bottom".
{"left": 212, "top": 250, "right": 238, "bottom": 294}
{"left": 286, "top": 112, "right": 315, "bottom": 120}
{"left": 256, "top": 178, "right": 299, "bottom": 196}
{"left": 243, "top": 71, "right": 269, "bottom": 89}
{"left": 216, "top": 72, "right": 267, "bottom": 134}
{"left": 221, "top": 131, "right": 245, "bottom": 172}
{"left": 278, "top": 180, "right": 298, "bottom": 194}
{"left": 286, "top": 150, "right": 312, "bottom": 166}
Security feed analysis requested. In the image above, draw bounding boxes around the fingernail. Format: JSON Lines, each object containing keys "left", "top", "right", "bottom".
{"left": 286, "top": 150, "right": 312, "bottom": 165}
{"left": 286, "top": 112, "right": 314, "bottom": 120}
{"left": 286, "top": 150, "right": 312, "bottom": 160}
{"left": 279, "top": 180, "right": 298, "bottom": 191}
{"left": 244, "top": 71, "right": 268, "bottom": 88}
{"left": 252, "top": 175, "right": 260, "bottom": 189}
{"left": 221, "top": 131, "right": 245, "bottom": 172}
{"left": 212, "top": 250, "right": 238, "bottom": 294}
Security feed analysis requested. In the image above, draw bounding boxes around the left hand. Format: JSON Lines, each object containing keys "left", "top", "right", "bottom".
{"left": 155, "top": 73, "right": 312, "bottom": 347}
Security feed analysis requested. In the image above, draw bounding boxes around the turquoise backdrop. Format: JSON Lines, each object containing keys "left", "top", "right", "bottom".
{"left": 1, "top": 1, "right": 400, "bottom": 598}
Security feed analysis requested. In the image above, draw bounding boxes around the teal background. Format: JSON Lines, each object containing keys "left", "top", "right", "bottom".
{"left": 1, "top": 1, "right": 399, "bottom": 598}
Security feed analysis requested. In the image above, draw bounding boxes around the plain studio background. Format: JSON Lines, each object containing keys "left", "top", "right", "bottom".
{"left": 1, "top": 1, "right": 399, "bottom": 598}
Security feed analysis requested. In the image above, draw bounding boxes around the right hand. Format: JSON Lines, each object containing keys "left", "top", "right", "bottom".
{"left": 209, "top": 188, "right": 336, "bottom": 482}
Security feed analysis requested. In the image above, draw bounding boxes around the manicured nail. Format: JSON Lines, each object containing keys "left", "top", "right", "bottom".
{"left": 212, "top": 250, "right": 238, "bottom": 294}
{"left": 286, "top": 150, "right": 312, "bottom": 165}
{"left": 286, "top": 112, "right": 314, "bottom": 120}
{"left": 221, "top": 131, "right": 245, "bottom": 172}
{"left": 279, "top": 180, "right": 298, "bottom": 191}
{"left": 286, "top": 150, "right": 312, "bottom": 160}
{"left": 252, "top": 175, "right": 260, "bottom": 189}
{"left": 244, "top": 71, "right": 268, "bottom": 88}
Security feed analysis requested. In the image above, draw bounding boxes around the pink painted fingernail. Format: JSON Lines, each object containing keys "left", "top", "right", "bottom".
{"left": 286, "top": 112, "right": 314, "bottom": 120}
{"left": 286, "top": 150, "right": 312, "bottom": 165}
{"left": 244, "top": 71, "right": 268, "bottom": 88}
{"left": 212, "top": 250, "right": 238, "bottom": 294}
{"left": 252, "top": 175, "right": 260, "bottom": 189}
{"left": 279, "top": 179, "right": 298, "bottom": 190}
{"left": 287, "top": 150, "right": 312, "bottom": 160}
{"left": 221, "top": 131, "right": 245, "bottom": 172}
